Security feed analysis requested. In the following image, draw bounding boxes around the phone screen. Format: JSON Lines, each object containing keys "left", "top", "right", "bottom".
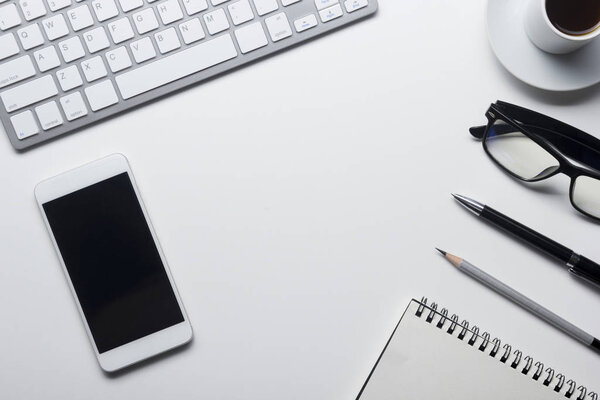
{"left": 42, "top": 172, "right": 184, "bottom": 354}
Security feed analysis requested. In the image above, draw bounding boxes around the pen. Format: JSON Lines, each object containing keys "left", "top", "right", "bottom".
{"left": 452, "top": 194, "right": 600, "bottom": 288}
{"left": 436, "top": 249, "right": 600, "bottom": 353}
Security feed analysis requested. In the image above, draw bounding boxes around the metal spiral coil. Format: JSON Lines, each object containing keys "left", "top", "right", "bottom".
{"left": 521, "top": 355, "right": 533, "bottom": 375}
{"left": 565, "top": 380, "right": 576, "bottom": 398}
{"left": 478, "top": 332, "right": 490, "bottom": 352}
{"left": 510, "top": 349, "right": 522, "bottom": 369}
{"left": 555, "top": 374, "right": 566, "bottom": 393}
{"left": 436, "top": 308, "right": 448, "bottom": 329}
{"left": 468, "top": 326, "right": 479, "bottom": 346}
{"left": 416, "top": 297, "right": 594, "bottom": 399}
{"left": 500, "top": 343, "right": 511, "bottom": 363}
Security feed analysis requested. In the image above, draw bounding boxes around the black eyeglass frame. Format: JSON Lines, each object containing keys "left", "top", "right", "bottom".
{"left": 470, "top": 100, "right": 600, "bottom": 221}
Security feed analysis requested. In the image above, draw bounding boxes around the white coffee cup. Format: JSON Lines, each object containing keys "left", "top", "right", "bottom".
{"left": 524, "top": 0, "right": 600, "bottom": 54}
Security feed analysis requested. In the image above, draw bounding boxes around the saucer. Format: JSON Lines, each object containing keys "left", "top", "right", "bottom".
{"left": 487, "top": 0, "right": 600, "bottom": 92}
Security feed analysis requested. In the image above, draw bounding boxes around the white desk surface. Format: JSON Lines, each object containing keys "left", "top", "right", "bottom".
{"left": 1, "top": 1, "right": 599, "bottom": 398}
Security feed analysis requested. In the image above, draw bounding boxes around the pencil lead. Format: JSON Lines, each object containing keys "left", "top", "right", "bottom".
{"left": 435, "top": 248, "right": 447, "bottom": 256}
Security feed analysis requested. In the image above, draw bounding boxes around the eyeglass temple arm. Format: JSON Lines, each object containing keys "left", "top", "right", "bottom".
{"left": 495, "top": 100, "right": 600, "bottom": 151}
{"left": 469, "top": 125, "right": 486, "bottom": 139}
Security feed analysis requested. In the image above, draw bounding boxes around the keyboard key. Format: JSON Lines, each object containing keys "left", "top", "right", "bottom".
{"left": 182, "top": 0, "right": 208, "bottom": 15}
{"left": 59, "top": 91, "right": 87, "bottom": 120}
{"left": 253, "top": 0, "right": 277, "bottom": 16}
{"left": 118, "top": 0, "right": 143, "bottom": 12}
{"left": 81, "top": 56, "right": 108, "bottom": 82}
{"left": 1, "top": 75, "right": 58, "bottom": 112}
{"left": 47, "top": 0, "right": 72, "bottom": 12}
{"left": 204, "top": 8, "right": 229, "bottom": 35}
{"left": 0, "top": 33, "right": 19, "bottom": 61}
{"left": 11, "top": 110, "right": 39, "bottom": 139}
{"left": 35, "top": 100, "right": 63, "bottom": 130}
{"left": 56, "top": 65, "right": 83, "bottom": 90}
{"left": 156, "top": 0, "right": 183, "bottom": 25}
{"left": 0, "top": 55, "right": 36, "bottom": 89}
{"left": 17, "top": 24, "right": 45, "bottom": 50}
{"left": 91, "top": 0, "right": 119, "bottom": 22}
{"left": 282, "top": 0, "right": 301, "bottom": 5}
{"left": 314, "top": 0, "right": 337, "bottom": 11}
{"left": 130, "top": 37, "right": 156, "bottom": 63}
{"left": 19, "top": 0, "right": 47, "bottom": 21}
{"left": 42, "top": 14, "right": 70, "bottom": 41}
{"left": 83, "top": 26, "right": 110, "bottom": 53}
{"left": 344, "top": 0, "right": 367, "bottom": 12}
{"left": 133, "top": 8, "right": 159, "bottom": 34}
{"left": 59, "top": 36, "right": 86, "bottom": 62}
{"left": 234, "top": 21, "right": 267, "bottom": 54}
{"left": 106, "top": 46, "right": 132, "bottom": 72}
{"left": 155, "top": 27, "right": 180, "bottom": 54}
{"left": 34, "top": 45, "right": 61, "bottom": 71}
{"left": 294, "top": 14, "right": 317, "bottom": 32}
{"left": 228, "top": 0, "right": 254, "bottom": 26}
{"left": 211, "top": 0, "right": 229, "bottom": 5}
{"left": 319, "top": 4, "right": 342, "bottom": 22}
{"left": 265, "top": 12, "right": 291, "bottom": 42}
{"left": 179, "top": 18, "right": 205, "bottom": 44}
{"left": 116, "top": 34, "right": 237, "bottom": 99}
{"left": 67, "top": 5, "right": 94, "bottom": 31}
{"left": 85, "top": 79, "right": 118, "bottom": 111}
{"left": 108, "top": 17, "right": 134, "bottom": 44}
{"left": 0, "top": 4, "right": 22, "bottom": 31}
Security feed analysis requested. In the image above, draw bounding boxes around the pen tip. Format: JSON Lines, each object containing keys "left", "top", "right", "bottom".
{"left": 435, "top": 248, "right": 447, "bottom": 256}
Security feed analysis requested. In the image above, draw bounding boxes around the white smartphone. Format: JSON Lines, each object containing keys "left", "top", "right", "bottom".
{"left": 35, "top": 154, "right": 192, "bottom": 372}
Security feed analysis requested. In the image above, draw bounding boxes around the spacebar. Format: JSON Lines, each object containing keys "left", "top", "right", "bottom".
{"left": 115, "top": 34, "right": 238, "bottom": 100}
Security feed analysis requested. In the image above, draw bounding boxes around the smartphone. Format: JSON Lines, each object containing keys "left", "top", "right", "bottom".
{"left": 35, "top": 154, "right": 192, "bottom": 372}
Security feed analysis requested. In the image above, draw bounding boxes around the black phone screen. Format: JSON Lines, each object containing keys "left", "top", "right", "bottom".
{"left": 43, "top": 172, "right": 184, "bottom": 354}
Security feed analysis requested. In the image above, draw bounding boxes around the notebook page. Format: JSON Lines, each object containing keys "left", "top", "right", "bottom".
{"left": 358, "top": 300, "right": 564, "bottom": 400}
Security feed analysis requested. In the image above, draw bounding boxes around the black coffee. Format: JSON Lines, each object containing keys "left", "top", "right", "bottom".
{"left": 546, "top": 0, "right": 600, "bottom": 36}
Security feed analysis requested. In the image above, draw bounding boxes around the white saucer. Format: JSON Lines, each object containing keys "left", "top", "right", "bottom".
{"left": 487, "top": 0, "right": 600, "bottom": 92}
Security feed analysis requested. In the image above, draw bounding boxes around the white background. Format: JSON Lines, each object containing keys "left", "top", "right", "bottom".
{"left": 2, "top": 1, "right": 600, "bottom": 398}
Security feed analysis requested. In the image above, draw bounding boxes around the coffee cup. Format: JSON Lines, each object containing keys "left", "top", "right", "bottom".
{"left": 524, "top": 0, "right": 600, "bottom": 54}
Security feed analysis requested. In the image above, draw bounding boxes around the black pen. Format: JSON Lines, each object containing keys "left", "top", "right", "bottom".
{"left": 453, "top": 194, "right": 600, "bottom": 288}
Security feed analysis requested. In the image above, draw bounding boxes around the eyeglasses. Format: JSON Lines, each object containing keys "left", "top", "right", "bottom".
{"left": 470, "top": 101, "right": 600, "bottom": 221}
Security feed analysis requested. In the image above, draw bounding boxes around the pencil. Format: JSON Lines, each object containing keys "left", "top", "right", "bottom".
{"left": 436, "top": 248, "right": 600, "bottom": 353}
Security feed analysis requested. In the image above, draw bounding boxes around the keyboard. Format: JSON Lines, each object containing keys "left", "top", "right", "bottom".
{"left": 0, "top": 0, "right": 377, "bottom": 150}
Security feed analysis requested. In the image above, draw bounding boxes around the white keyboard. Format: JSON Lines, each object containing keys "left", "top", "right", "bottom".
{"left": 0, "top": 0, "right": 377, "bottom": 150}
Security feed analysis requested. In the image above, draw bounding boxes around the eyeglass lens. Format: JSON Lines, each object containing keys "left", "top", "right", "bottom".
{"left": 484, "top": 119, "right": 560, "bottom": 181}
{"left": 572, "top": 176, "right": 600, "bottom": 219}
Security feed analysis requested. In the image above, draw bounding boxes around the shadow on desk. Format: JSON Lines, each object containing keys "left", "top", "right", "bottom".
{"left": 103, "top": 340, "right": 194, "bottom": 379}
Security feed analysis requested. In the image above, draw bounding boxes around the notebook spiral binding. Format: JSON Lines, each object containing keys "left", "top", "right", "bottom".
{"left": 417, "top": 297, "right": 597, "bottom": 400}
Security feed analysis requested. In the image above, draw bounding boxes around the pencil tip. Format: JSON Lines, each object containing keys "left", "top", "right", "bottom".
{"left": 435, "top": 248, "right": 447, "bottom": 256}
{"left": 451, "top": 193, "right": 459, "bottom": 199}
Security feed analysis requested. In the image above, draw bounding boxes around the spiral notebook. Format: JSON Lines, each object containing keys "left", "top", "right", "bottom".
{"left": 357, "top": 298, "right": 596, "bottom": 400}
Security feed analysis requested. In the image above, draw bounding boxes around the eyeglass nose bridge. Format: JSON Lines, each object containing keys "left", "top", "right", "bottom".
{"left": 560, "top": 162, "right": 582, "bottom": 179}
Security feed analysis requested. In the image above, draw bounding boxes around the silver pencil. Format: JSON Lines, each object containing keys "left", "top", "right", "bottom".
{"left": 436, "top": 248, "right": 600, "bottom": 353}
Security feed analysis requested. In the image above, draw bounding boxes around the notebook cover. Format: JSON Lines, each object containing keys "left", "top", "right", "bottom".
{"left": 357, "top": 298, "right": 593, "bottom": 400}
